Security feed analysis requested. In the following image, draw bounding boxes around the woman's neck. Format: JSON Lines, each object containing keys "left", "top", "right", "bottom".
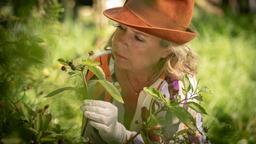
{"left": 115, "top": 65, "right": 159, "bottom": 94}
{"left": 127, "top": 69, "right": 153, "bottom": 88}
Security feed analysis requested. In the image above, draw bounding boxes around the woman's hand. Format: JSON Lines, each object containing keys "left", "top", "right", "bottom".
{"left": 80, "top": 100, "right": 136, "bottom": 144}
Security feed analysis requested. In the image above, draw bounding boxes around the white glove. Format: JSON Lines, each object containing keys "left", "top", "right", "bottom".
{"left": 81, "top": 100, "right": 136, "bottom": 144}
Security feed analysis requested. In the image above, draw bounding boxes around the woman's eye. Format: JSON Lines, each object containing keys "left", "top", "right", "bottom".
{"left": 112, "top": 23, "right": 126, "bottom": 31}
{"left": 135, "top": 35, "right": 145, "bottom": 42}
{"left": 116, "top": 25, "right": 126, "bottom": 31}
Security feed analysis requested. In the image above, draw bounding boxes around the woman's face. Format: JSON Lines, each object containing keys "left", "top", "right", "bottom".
{"left": 112, "top": 24, "right": 171, "bottom": 72}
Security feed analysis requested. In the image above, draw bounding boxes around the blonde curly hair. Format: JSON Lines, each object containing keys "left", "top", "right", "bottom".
{"left": 159, "top": 40, "right": 198, "bottom": 80}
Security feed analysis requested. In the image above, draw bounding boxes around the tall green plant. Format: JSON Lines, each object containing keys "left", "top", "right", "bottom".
{"left": 0, "top": 0, "right": 70, "bottom": 143}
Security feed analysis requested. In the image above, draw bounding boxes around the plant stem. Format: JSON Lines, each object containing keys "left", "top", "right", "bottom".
{"left": 81, "top": 70, "right": 89, "bottom": 137}
{"left": 125, "top": 131, "right": 140, "bottom": 144}
{"left": 81, "top": 116, "right": 88, "bottom": 137}
{"left": 178, "top": 93, "right": 198, "bottom": 104}
{"left": 81, "top": 70, "right": 88, "bottom": 99}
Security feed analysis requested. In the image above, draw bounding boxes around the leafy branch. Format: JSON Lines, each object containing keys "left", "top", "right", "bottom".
{"left": 135, "top": 76, "right": 208, "bottom": 144}
{"left": 45, "top": 56, "right": 124, "bottom": 143}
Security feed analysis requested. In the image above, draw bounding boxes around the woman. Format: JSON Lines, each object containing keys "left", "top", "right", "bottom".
{"left": 81, "top": 0, "right": 208, "bottom": 143}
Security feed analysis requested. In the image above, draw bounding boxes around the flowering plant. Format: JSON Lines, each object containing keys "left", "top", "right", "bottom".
{"left": 48, "top": 55, "right": 207, "bottom": 144}
{"left": 128, "top": 75, "right": 208, "bottom": 144}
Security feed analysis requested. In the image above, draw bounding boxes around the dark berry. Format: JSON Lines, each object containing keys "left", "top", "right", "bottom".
{"left": 61, "top": 66, "right": 66, "bottom": 71}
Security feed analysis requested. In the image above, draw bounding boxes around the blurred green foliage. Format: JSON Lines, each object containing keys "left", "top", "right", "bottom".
{"left": 0, "top": 0, "right": 256, "bottom": 143}
{"left": 192, "top": 8, "right": 256, "bottom": 144}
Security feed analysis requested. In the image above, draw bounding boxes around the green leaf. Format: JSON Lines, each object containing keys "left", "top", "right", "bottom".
{"left": 83, "top": 59, "right": 100, "bottom": 66}
{"left": 41, "top": 113, "right": 52, "bottom": 131}
{"left": 148, "top": 114, "right": 159, "bottom": 127}
{"left": 45, "top": 87, "right": 76, "bottom": 97}
{"left": 27, "top": 127, "right": 38, "bottom": 135}
{"left": 143, "top": 87, "right": 167, "bottom": 104}
{"left": 193, "top": 79, "right": 200, "bottom": 93}
{"left": 57, "top": 58, "right": 67, "bottom": 65}
{"left": 143, "top": 87, "right": 160, "bottom": 100}
{"left": 97, "top": 80, "right": 124, "bottom": 103}
{"left": 187, "top": 82, "right": 192, "bottom": 92}
{"left": 49, "top": 133, "right": 64, "bottom": 138}
{"left": 187, "top": 102, "right": 207, "bottom": 114}
{"left": 40, "top": 136, "right": 57, "bottom": 142}
{"left": 87, "top": 65, "right": 105, "bottom": 80}
{"left": 76, "top": 86, "right": 88, "bottom": 99}
{"left": 193, "top": 95, "right": 203, "bottom": 101}
{"left": 86, "top": 80, "right": 104, "bottom": 100}
{"left": 18, "top": 102, "right": 34, "bottom": 122}
{"left": 68, "top": 71, "right": 76, "bottom": 75}
{"left": 35, "top": 113, "right": 42, "bottom": 131}
{"left": 168, "top": 105, "right": 197, "bottom": 131}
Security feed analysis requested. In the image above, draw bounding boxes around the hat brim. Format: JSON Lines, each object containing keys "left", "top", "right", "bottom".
{"left": 103, "top": 7, "right": 196, "bottom": 44}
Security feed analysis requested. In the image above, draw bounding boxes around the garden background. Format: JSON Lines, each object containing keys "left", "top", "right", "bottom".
{"left": 0, "top": 0, "right": 256, "bottom": 143}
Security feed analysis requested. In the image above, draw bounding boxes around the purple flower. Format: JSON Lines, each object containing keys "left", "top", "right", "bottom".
{"left": 172, "top": 80, "right": 179, "bottom": 91}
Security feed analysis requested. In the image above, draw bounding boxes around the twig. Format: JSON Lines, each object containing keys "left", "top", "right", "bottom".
{"left": 81, "top": 70, "right": 89, "bottom": 137}
{"left": 125, "top": 132, "right": 140, "bottom": 144}
{"left": 178, "top": 93, "right": 198, "bottom": 104}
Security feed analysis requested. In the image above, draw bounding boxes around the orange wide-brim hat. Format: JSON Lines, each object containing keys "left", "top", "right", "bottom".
{"left": 103, "top": 0, "right": 197, "bottom": 44}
